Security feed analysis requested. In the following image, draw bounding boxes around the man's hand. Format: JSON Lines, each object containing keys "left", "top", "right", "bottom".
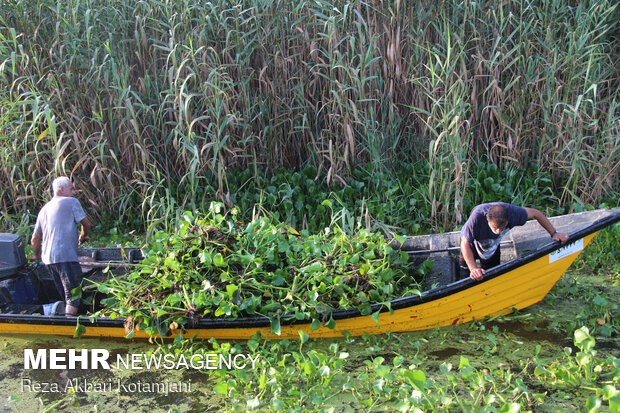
{"left": 79, "top": 217, "right": 91, "bottom": 245}
{"left": 461, "top": 237, "right": 486, "bottom": 281}
{"left": 29, "top": 255, "right": 41, "bottom": 262}
{"left": 469, "top": 267, "right": 485, "bottom": 281}
{"left": 553, "top": 232, "right": 569, "bottom": 244}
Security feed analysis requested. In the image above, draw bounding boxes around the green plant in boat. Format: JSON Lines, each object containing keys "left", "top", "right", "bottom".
{"left": 92, "top": 202, "right": 423, "bottom": 336}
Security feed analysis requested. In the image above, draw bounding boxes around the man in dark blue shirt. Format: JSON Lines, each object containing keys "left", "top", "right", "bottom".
{"left": 460, "top": 203, "right": 568, "bottom": 281}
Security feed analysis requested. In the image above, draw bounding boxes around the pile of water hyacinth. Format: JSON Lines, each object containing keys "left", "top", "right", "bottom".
{"left": 91, "top": 202, "right": 427, "bottom": 336}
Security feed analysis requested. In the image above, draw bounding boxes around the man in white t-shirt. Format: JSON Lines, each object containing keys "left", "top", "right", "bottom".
{"left": 31, "top": 177, "right": 91, "bottom": 315}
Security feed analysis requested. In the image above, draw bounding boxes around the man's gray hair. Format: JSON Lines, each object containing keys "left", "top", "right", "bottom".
{"left": 52, "top": 176, "right": 71, "bottom": 195}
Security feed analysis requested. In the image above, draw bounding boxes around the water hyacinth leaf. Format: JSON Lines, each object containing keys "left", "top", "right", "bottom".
{"left": 324, "top": 316, "right": 336, "bottom": 329}
{"left": 213, "top": 382, "right": 228, "bottom": 395}
{"left": 247, "top": 339, "right": 259, "bottom": 353}
{"left": 298, "top": 331, "right": 309, "bottom": 344}
{"left": 183, "top": 211, "right": 194, "bottom": 223}
{"left": 404, "top": 370, "right": 426, "bottom": 391}
{"left": 261, "top": 302, "right": 281, "bottom": 313}
{"left": 199, "top": 250, "right": 211, "bottom": 264}
{"left": 373, "top": 357, "right": 385, "bottom": 366}
{"left": 302, "top": 261, "right": 323, "bottom": 273}
{"left": 271, "top": 317, "right": 281, "bottom": 335}
{"left": 609, "top": 393, "right": 620, "bottom": 413}
{"left": 6, "top": 395, "right": 20, "bottom": 403}
{"left": 226, "top": 284, "right": 238, "bottom": 298}
{"left": 593, "top": 295, "right": 608, "bottom": 306}
{"left": 373, "top": 377, "right": 385, "bottom": 392}
{"left": 440, "top": 362, "right": 452, "bottom": 373}
{"left": 277, "top": 241, "right": 290, "bottom": 253}
{"left": 238, "top": 254, "right": 254, "bottom": 265}
{"left": 393, "top": 355, "right": 404, "bottom": 367}
{"left": 371, "top": 310, "right": 380, "bottom": 327}
{"left": 498, "top": 403, "right": 521, "bottom": 413}
{"left": 602, "top": 385, "right": 618, "bottom": 400}
{"left": 586, "top": 397, "right": 601, "bottom": 412}
{"left": 460, "top": 367, "right": 474, "bottom": 379}
{"left": 310, "top": 318, "right": 321, "bottom": 331}
{"left": 213, "top": 253, "right": 225, "bottom": 267}
{"left": 74, "top": 319, "right": 86, "bottom": 338}
{"left": 156, "top": 309, "right": 168, "bottom": 318}
{"left": 247, "top": 397, "right": 260, "bottom": 409}
{"left": 392, "top": 233, "right": 407, "bottom": 244}
{"left": 574, "top": 326, "right": 595, "bottom": 351}
{"left": 303, "top": 361, "right": 315, "bottom": 375}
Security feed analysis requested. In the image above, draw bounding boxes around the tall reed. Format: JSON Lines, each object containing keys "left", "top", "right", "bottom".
{"left": 0, "top": 0, "right": 617, "bottom": 232}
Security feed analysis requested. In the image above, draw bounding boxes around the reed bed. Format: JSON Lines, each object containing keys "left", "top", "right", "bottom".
{"left": 0, "top": 0, "right": 618, "bottom": 232}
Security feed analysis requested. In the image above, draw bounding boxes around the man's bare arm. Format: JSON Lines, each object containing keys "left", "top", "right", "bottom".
{"left": 30, "top": 232, "right": 42, "bottom": 261}
{"left": 79, "top": 217, "right": 91, "bottom": 244}
{"left": 461, "top": 237, "right": 485, "bottom": 281}
{"left": 524, "top": 207, "right": 569, "bottom": 244}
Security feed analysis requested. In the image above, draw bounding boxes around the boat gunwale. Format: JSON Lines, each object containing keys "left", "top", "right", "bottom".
{"left": 0, "top": 209, "right": 618, "bottom": 330}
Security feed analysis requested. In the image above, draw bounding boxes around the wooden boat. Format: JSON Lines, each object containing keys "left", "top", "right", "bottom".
{"left": 0, "top": 208, "right": 618, "bottom": 339}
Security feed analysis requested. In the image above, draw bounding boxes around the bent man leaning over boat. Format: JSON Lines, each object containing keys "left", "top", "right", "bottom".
{"left": 31, "top": 176, "right": 91, "bottom": 315}
{"left": 460, "top": 203, "right": 568, "bottom": 281}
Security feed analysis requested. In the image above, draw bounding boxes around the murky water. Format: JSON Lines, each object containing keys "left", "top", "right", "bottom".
{"left": 0, "top": 334, "right": 221, "bottom": 412}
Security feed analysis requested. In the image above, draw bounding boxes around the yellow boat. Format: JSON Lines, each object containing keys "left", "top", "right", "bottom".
{"left": 0, "top": 208, "right": 618, "bottom": 339}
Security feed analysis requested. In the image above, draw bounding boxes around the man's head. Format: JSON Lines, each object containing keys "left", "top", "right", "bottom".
{"left": 52, "top": 176, "right": 75, "bottom": 197}
{"left": 486, "top": 204, "right": 508, "bottom": 234}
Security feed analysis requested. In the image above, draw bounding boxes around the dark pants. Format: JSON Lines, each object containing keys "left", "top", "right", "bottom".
{"left": 458, "top": 246, "right": 501, "bottom": 278}
{"left": 46, "top": 262, "right": 83, "bottom": 308}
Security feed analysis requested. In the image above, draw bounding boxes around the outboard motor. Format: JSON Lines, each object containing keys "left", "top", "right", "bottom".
{"left": 0, "top": 233, "right": 27, "bottom": 279}
{"left": 0, "top": 233, "right": 61, "bottom": 311}
{"left": 0, "top": 233, "right": 35, "bottom": 307}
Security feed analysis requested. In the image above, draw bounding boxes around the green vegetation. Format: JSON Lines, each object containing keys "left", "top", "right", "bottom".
{"left": 573, "top": 222, "right": 620, "bottom": 276}
{"left": 90, "top": 202, "right": 423, "bottom": 336}
{"left": 545, "top": 224, "right": 620, "bottom": 339}
{"left": 187, "top": 325, "right": 618, "bottom": 412}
